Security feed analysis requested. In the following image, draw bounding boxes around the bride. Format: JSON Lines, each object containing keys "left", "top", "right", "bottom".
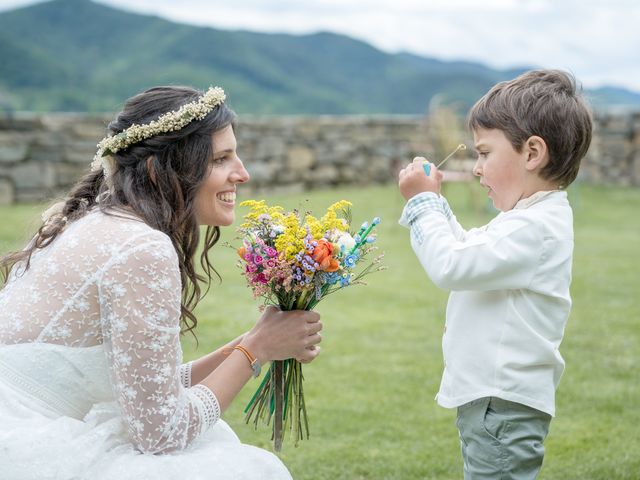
{"left": 0, "top": 86, "right": 323, "bottom": 479}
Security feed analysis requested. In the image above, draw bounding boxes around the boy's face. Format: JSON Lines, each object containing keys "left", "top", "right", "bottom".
{"left": 472, "top": 128, "right": 529, "bottom": 212}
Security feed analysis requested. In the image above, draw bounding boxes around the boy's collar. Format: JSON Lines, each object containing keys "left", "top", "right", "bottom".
{"left": 514, "top": 190, "right": 563, "bottom": 209}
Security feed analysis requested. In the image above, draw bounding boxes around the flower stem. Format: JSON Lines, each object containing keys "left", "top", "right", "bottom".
{"left": 273, "top": 360, "right": 284, "bottom": 452}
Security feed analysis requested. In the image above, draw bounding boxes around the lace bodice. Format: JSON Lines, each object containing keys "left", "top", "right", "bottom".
{"left": 0, "top": 209, "right": 220, "bottom": 454}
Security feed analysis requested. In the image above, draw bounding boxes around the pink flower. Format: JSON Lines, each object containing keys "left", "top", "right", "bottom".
{"left": 246, "top": 264, "right": 258, "bottom": 273}
{"left": 256, "top": 273, "right": 268, "bottom": 284}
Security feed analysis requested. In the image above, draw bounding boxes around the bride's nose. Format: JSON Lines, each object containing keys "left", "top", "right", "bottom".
{"left": 231, "top": 158, "right": 250, "bottom": 184}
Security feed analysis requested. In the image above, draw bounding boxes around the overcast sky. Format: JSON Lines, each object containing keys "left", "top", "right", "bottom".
{"left": 2, "top": 0, "right": 639, "bottom": 91}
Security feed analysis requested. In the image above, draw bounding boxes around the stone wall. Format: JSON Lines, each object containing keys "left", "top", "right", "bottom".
{"left": 0, "top": 111, "right": 638, "bottom": 204}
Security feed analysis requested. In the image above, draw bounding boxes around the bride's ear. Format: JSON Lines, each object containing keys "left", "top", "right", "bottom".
{"left": 524, "top": 136, "right": 549, "bottom": 172}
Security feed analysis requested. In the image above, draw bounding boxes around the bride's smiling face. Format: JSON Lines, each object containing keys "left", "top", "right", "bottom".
{"left": 195, "top": 125, "right": 250, "bottom": 226}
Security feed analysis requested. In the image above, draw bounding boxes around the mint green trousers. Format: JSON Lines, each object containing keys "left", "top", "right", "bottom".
{"left": 456, "top": 397, "right": 552, "bottom": 480}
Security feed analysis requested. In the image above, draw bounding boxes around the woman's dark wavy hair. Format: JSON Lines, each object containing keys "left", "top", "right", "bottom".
{"left": 1, "top": 86, "right": 236, "bottom": 336}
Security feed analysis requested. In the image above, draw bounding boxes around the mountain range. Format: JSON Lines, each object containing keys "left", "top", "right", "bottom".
{"left": 1, "top": 0, "right": 639, "bottom": 114}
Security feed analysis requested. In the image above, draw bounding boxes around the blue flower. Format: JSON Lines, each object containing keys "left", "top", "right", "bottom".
{"left": 344, "top": 254, "right": 358, "bottom": 268}
{"left": 325, "top": 272, "right": 340, "bottom": 285}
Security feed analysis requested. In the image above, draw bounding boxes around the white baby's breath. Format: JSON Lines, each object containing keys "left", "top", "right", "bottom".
{"left": 91, "top": 86, "right": 226, "bottom": 173}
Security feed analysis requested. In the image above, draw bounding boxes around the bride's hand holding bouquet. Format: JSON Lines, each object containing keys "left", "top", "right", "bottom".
{"left": 241, "top": 307, "right": 322, "bottom": 366}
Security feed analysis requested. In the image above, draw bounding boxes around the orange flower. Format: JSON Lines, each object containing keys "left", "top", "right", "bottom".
{"left": 238, "top": 246, "right": 246, "bottom": 260}
{"left": 312, "top": 239, "right": 340, "bottom": 272}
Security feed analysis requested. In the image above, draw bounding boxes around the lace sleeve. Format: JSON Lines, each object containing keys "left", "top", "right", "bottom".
{"left": 98, "top": 236, "right": 219, "bottom": 454}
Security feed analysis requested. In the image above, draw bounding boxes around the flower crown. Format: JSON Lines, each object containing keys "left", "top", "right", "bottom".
{"left": 90, "top": 86, "right": 226, "bottom": 173}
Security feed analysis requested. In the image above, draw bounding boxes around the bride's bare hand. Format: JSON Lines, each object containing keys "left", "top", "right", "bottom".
{"left": 241, "top": 306, "right": 323, "bottom": 364}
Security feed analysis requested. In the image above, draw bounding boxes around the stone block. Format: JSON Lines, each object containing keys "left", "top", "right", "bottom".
{"left": 369, "top": 156, "right": 395, "bottom": 182}
{"left": 631, "top": 150, "right": 640, "bottom": 186}
{"left": 331, "top": 141, "right": 355, "bottom": 164}
{"left": 338, "top": 165, "right": 359, "bottom": 183}
{"left": 0, "top": 132, "right": 31, "bottom": 163}
{"left": 294, "top": 121, "right": 321, "bottom": 138}
{"left": 246, "top": 160, "right": 276, "bottom": 184}
{"left": 598, "top": 139, "right": 631, "bottom": 161}
{"left": 0, "top": 177, "right": 15, "bottom": 204}
{"left": 32, "top": 130, "right": 63, "bottom": 148}
{"left": 304, "top": 164, "right": 338, "bottom": 185}
{"left": 600, "top": 116, "right": 632, "bottom": 135}
{"left": 64, "top": 149, "right": 96, "bottom": 165}
{"left": 0, "top": 145, "right": 29, "bottom": 164}
{"left": 70, "top": 120, "right": 109, "bottom": 139}
{"left": 256, "top": 137, "right": 286, "bottom": 158}
{"left": 276, "top": 168, "right": 302, "bottom": 184}
{"left": 29, "top": 146, "right": 64, "bottom": 163}
{"left": 0, "top": 113, "right": 42, "bottom": 131}
{"left": 314, "top": 149, "right": 338, "bottom": 166}
{"left": 344, "top": 154, "right": 368, "bottom": 170}
{"left": 286, "top": 145, "right": 315, "bottom": 170}
{"left": 15, "top": 187, "right": 57, "bottom": 203}
{"left": 40, "top": 114, "right": 85, "bottom": 133}
{"left": 11, "top": 161, "right": 56, "bottom": 190}
{"left": 55, "top": 163, "right": 87, "bottom": 187}
{"left": 63, "top": 139, "right": 100, "bottom": 164}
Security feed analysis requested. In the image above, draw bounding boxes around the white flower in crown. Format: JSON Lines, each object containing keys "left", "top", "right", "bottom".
{"left": 90, "top": 86, "right": 226, "bottom": 173}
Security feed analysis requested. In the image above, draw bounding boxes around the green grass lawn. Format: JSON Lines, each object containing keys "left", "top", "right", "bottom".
{"left": 1, "top": 183, "right": 639, "bottom": 479}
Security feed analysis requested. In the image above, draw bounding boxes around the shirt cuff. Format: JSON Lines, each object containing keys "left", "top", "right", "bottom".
{"left": 398, "top": 191, "right": 447, "bottom": 228}
{"left": 440, "top": 196, "right": 454, "bottom": 221}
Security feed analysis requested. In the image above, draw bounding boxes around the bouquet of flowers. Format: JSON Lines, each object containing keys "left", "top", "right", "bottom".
{"left": 236, "top": 199, "right": 384, "bottom": 451}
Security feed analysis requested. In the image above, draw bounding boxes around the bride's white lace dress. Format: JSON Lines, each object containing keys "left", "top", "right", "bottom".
{"left": 0, "top": 209, "right": 291, "bottom": 480}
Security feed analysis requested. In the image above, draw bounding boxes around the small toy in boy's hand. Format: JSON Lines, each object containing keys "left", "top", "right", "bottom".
{"left": 423, "top": 144, "right": 467, "bottom": 175}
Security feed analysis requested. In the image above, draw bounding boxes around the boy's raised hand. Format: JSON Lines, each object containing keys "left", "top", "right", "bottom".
{"left": 398, "top": 156, "right": 443, "bottom": 201}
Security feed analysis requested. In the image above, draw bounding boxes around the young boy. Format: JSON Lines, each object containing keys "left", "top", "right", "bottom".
{"left": 397, "top": 70, "right": 592, "bottom": 479}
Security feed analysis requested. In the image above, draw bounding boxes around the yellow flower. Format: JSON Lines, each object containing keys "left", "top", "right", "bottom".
{"left": 239, "top": 199, "right": 353, "bottom": 261}
{"left": 239, "top": 200, "right": 285, "bottom": 228}
{"left": 275, "top": 212, "right": 306, "bottom": 260}
{"left": 320, "top": 200, "right": 351, "bottom": 234}
{"left": 304, "top": 214, "right": 323, "bottom": 239}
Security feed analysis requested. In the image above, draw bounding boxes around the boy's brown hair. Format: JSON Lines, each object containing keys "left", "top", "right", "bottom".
{"left": 468, "top": 70, "right": 593, "bottom": 187}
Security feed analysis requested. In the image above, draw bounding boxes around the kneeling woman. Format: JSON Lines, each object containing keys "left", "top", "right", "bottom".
{"left": 0, "top": 86, "right": 322, "bottom": 479}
